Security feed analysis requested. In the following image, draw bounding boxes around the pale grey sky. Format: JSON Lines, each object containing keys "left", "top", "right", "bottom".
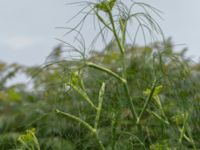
{"left": 0, "top": 0, "right": 200, "bottom": 66}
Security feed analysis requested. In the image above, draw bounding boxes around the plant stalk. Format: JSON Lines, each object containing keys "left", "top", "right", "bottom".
{"left": 108, "top": 10, "right": 125, "bottom": 54}
{"left": 56, "top": 109, "right": 105, "bottom": 150}
{"left": 94, "top": 82, "right": 106, "bottom": 129}
{"left": 86, "top": 62, "right": 126, "bottom": 84}
{"left": 108, "top": 10, "right": 138, "bottom": 121}
{"left": 136, "top": 79, "right": 157, "bottom": 124}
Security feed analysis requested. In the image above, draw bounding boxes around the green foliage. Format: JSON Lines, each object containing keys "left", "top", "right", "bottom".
{"left": 18, "top": 128, "right": 40, "bottom": 150}
{"left": 144, "top": 85, "right": 163, "bottom": 97}
{"left": 0, "top": 39, "right": 200, "bottom": 149}
{"left": 0, "top": 0, "right": 200, "bottom": 150}
{"left": 95, "top": 0, "right": 116, "bottom": 12}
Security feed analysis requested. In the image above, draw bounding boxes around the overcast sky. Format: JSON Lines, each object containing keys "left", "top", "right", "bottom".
{"left": 0, "top": 0, "right": 200, "bottom": 66}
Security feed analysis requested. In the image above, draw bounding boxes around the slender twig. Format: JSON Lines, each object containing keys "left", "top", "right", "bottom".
{"left": 107, "top": 9, "right": 138, "bottom": 120}
{"left": 86, "top": 62, "right": 126, "bottom": 83}
{"left": 94, "top": 82, "right": 106, "bottom": 129}
{"left": 108, "top": 10, "right": 125, "bottom": 54}
{"left": 137, "top": 79, "right": 157, "bottom": 124}
{"left": 111, "top": 112, "right": 118, "bottom": 150}
{"left": 124, "top": 83, "right": 138, "bottom": 120}
{"left": 179, "top": 113, "right": 189, "bottom": 143}
{"left": 56, "top": 109, "right": 95, "bottom": 132}
{"left": 146, "top": 109, "right": 169, "bottom": 125}
{"left": 69, "top": 83, "right": 97, "bottom": 110}
{"left": 56, "top": 109, "right": 105, "bottom": 150}
{"left": 95, "top": 11, "right": 113, "bottom": 31}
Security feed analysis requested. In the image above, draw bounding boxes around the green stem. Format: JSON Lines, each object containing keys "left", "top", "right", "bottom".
{"left": 186, "top": 126, "right": 197, "bottom": 150}
{"left": 154, "top": 96, "right": 169, "bottom": 124}
{"left": 179, "top": 113, "right": 188, "bottom": 143}
{"left": 124, "top": 83, "right": 138, "bottom": 120}
{"left": 146, "top": 109, "right": 169, "bottom": 125}
{"left": 95, "top": 82, "right": 106, "bottom": 129}
{"left": 94, "top": 131, "right": 105, "bottom": 150}
{"left": 56, "top": 109, "right": 95, "bottom": 132}
{"left": 86, "top": 62, "right": 126, "bottom": 84}
{"left": 136, "top": 79, "right": 157, "bottom": 124}
{"left": 69, "top": 83, "right": 97, "bottom": 110}
{"left": 32, "top": 134, "right": 40, "bottom": 150}
{"left": 119, "top": 18, "right": 127, "bottom": 47}
{"left": 95, "top": 11, "right": 112, "bottom": 31}
{"left": 56, "top": 109, "right": 105, "bottom": 150}
{"left": 86, "top": 61, "right": 138, "bottom": 121}
{"left": 182, "top": 132, "right": 196, "bottom": 150}
{"left": 178, "top": 126, "right": 196, "bottom": 150}
{"left": 111, "top": 112, "right": 118, "bottom": 150}
{"left": 108, "top": 10, "right": 125, "bottom": 54}
{"left": 108, "top": 10, "right": 138, "bottom": 121}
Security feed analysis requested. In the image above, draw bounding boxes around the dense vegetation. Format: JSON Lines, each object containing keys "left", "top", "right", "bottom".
{"left": 1, "top": 39, "right": 200, "bottom": 149}
{"left": 0, "top": 0, "right": 200, "bottom": 149}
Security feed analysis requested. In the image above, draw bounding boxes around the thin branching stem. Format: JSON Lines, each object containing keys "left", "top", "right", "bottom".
{"left": 69, "top": 83, "right": 97, "bottom": 110}
{"left": 111, "top": 112, "right": 118, "bottom": 150}
{"left": 108, "top": 10, "right": 125, "bottom": 54}
{"left": 56, "top": 109, "right": 94, "bottom": 132}
{"left": 56, "top": 109, "right": 105, "bottom": 150}
{"left": 137, "top": 79, "right": 157, "bottom": 124}
{"left": 95, "top": 11, "right": 113, "bottom": 31}
{"left": 179, "top": 113, "right": 189, "bottom": 143}
{"left": 124, "top": 83, "right": 138, "bottom": 120}
{"left": 86, "top": 62, "right": 126, "bottom": 83}
{"left": 107, "top": 8, "right": 138, "bottom": 121}
{"left": 146, "top": 109, "right": 169, "bottom": 125}
{"left": 94, "top": 82, "right": 106, "bottom": 129}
